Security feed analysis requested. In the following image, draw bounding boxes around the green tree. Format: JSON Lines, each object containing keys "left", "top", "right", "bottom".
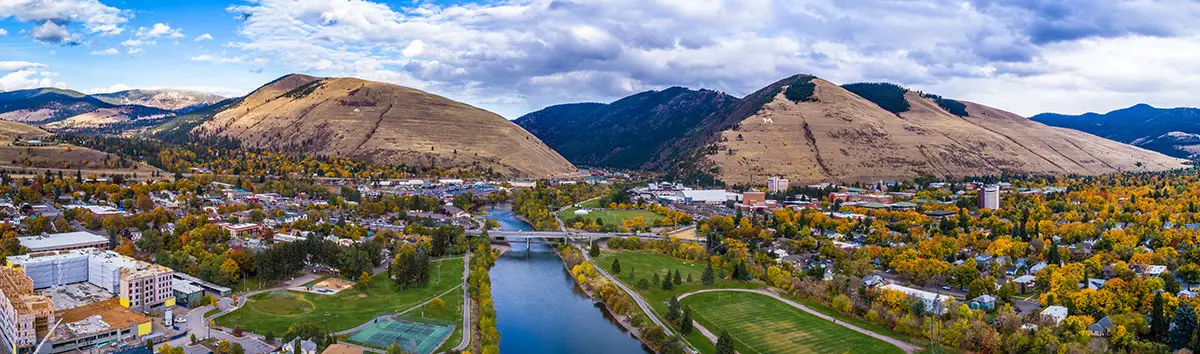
{"left": 1152, "top": 292, "right": 1167, "bottom": 342}
{"left": 679, "top": 306, "right": 694, "bottom": 335}
{"left": 611, "top": 258, "right": 621, "bottom": 275}
{"left": 716, "top": 330, "right": 735, "bottom": 354}
{"left": 1171, "top": 305, "right": 1196, "bottom": 350}
{"left": 661, "top": 273, "right": 674, "bottom": 290}
{"left": 666, "top": 296, "right": 681, "bottom": 321}
{"left": 702, "top": 262, "right": 715, "bottom": 285}
{"left": 589, "top": 242, "right": 600, "bottom": 257}
{"left": 673, "top": 269, "right": 682, "bottom": 285}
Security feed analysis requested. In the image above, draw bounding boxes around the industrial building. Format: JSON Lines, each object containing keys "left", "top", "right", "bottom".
{"left": 17, "top": 232, "right": 108, "bottom": 253}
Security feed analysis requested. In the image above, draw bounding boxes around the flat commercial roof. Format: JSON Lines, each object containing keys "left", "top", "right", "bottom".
{"left": 18, "top": 232, "right": 108, "bottom": 252}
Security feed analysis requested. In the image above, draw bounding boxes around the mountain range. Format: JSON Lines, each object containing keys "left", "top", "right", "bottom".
{"left": 0, "top": 73, "right": 1190, "bottom": 182}
{"left": 0, "top": 87, "right": 224, "bottom": 132}
{"left": 519, "top": 76, "right": 1186, "bottom": 185}
{"left": 1032, "top": 104, "right": 1200, "bottom": 159}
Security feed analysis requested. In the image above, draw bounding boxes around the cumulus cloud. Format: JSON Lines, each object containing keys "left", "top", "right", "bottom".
{"left": 126, "top": 47, "right": 143, "bottom": 55}
{"left": 223, "top": 0, "right": 1200, "bottom": 117}
{"left": 194, "top": 33, "right": 213, "bottom": 41}
{"left": 0, "top": 28, "right": 7, "bottom": 36}
{"left": 0, "top": 61, "right": 66, "bottom": 92}
{"left": 136, "top": 23, "right": 183, "bottom": 38}
{"left": 90, "top": 48, "right": 119, "bottom": 55}
{"left": 83, "top": 83, "right": 131, "bottom": 94}
{"left": 0, "top": 0, "right": 128, "bottom": 41}
{"left": 31, "top": 21, "right": 75, "bottom": 44}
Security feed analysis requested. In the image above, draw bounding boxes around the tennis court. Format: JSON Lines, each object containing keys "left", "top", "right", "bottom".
{"left": 348, "top": 319, "right": 454, "bottom": 354}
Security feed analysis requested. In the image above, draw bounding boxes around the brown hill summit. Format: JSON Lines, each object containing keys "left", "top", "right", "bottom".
{"left": 706, "top": 75, "right": 1186, "bottom": 184}
{"left": 194, "top": 74, "right": 575, "bottom": 177}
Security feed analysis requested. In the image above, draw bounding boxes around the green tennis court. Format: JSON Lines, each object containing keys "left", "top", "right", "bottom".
{"left": 348, "top": 319, "right": 454, "bottom": 354}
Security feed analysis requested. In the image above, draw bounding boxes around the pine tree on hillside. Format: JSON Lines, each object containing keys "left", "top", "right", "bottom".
{"left": 1152, "top": 292, "right": 1167, "bottom": 342}
{"left": 673, "top": 269, "right": 682, "bottom": 285}
{"left": 611, "top": 258, "right": 621, "bottom": 274}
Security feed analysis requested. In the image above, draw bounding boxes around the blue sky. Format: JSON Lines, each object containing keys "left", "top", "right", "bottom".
{"left": 3, "top": 0, "right": 1200, "bottom": 118}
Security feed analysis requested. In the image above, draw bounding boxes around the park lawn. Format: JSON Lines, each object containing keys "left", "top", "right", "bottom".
{"left": 216, "top": 258, "right": 463, "bottom": 335}
{"left": 681, "top": 291, "right": 905, "bottom": 354}
{"left": 777, "top": 293, "right": 926, "bottom": 347}
{"left": 594, "top": 249, "right": 762, "bottom": 352}
{"left": 559, "top": 207, "right": 665, "bottom": 227}
{"left": 399, "top": 287, "right": 465, "bottom": 353}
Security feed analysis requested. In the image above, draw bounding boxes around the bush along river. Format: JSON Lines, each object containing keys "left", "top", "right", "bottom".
{"left": 483, "top": 205, "right": 649, "bottom": 354}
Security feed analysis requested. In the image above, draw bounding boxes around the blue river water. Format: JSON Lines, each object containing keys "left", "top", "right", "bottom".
{"left": 484, "top": 206, "right": 649, "bottom": 354}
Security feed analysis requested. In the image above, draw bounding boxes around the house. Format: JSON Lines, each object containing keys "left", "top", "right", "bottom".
{"left": 442, "top": 205, "right": 470, "bottom": 218}
{"left": 283, "top": 339, "right": 319, "bottom": 354}
{"left": 969, "top": 294, "right": 997, "bottom": 311}
{"left": 1088, "top": 316, "right": 1113, "bottom": 337}
{"left": 880, "top": 284, "right": 947, "bottom": 315}
{"left": 1086, "top": 278, "right": 1107, "bottom": 290}
{"left": 1028, "top": 261, "right": 1048, "bottom": 274}
{"left": 862, "top": 275, "right": 884, "bottom": 288}
{"left": 221, "top": 223, "right": 264, "bottom": 238}
{"left": 1041, "top": 305, "right": 1069, "bottom": 325}
{"left": 1013, "top": 275, "right": 1036, "bottom": 293}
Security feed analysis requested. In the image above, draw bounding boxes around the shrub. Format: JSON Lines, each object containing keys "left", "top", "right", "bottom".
{"left": 842, "top": 82, "right": 910, "bottom": 114}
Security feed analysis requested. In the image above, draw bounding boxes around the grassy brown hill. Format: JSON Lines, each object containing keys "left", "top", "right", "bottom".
{"left": 0, "top": 121, "right": 158, "bottom": 173}
{"left": 706, "top": 77, "right": 1186, "bottom": 184}
{"left": 192, "top": 74, "right": 575, "bottom": 177}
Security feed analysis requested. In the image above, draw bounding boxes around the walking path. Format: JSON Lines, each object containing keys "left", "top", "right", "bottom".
{"left": 676, "top": 288, "right": 921, "bottom": 354}
{"left": 451, "top": 252, "right": 472, "bottom": 351}
{"left": 577, "top": 244, "right": 696, "bottom": 353}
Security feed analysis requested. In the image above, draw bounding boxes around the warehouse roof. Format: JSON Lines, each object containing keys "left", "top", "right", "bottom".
{"left": 17, "top": 232, "right": 108, "bottom": 252}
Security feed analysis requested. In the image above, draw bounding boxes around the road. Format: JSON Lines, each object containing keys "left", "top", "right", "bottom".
{"left": 677, "top": 288, "right": 922, "bottom": 354}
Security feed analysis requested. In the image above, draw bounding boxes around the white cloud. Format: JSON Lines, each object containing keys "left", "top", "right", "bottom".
{"left": 136, "top": 23, "right": 183, "bottom": 38}
{"left": 31, "top": 21, "right": 74, "bottom": 44}
{"left": 189, "top": 54, "right": 244, "bottom": 64}
{"left": 220, "top": 0, "right": 1200, "bottom": 118}
{"left": 194, "top": 33, "right": 213, "bottom": 41}
{"left": 126, "top": 47, "right": 143, "bottom": 55}
{"left": 0, "top": 28, "right": 7, "bottom": 36}
{"left": 83, "top": 83, "right": 131, "bottom": 94}
{"left": 120, "top": 39, "right": 155, "bottom": 47}
{"left": 0, "top": 61, "right": 47, "bottom": 71}
{"left": 0, "top": 61, "right": 66, "bottom": 91}
{"left": 89, "top": 48, "right": 119, "bottom": 55}
{"left": 0, "top": 0, "right": 128, "bottom": 39}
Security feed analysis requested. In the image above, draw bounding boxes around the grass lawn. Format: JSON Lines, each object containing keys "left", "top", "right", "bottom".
{"left": 399, "top": 287, "right": 465, "bottom": 353}
{"left": 682, "top": 291, "right": 905, "bottom": 354}
{"left": 232, "top": 278, "right": 275, "bottom": 294}
{"left": 216, "top": 258, "right": 463, "bottom": 335}
{"left": 594, "top": 249, "right": 762, "bottom": 353}
{"left": 776, "top": 293, "right": 926, "bottom": 346}
{"left": 559, "top": 207, "right": 665, "bottom": 227}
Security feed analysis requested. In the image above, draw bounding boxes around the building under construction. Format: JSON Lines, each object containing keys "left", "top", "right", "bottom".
{"left": 0, "top": 249, "right": 166, "bottom": 353}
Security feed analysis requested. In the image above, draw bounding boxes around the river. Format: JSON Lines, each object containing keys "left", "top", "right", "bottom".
{"left": 484, "top": 205, "right": 649, "bottom": 354}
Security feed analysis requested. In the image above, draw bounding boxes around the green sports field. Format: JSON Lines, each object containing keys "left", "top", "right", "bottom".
{"left": 594, "top": 250, "right": 761, "bottom": 353}
{"left": 681, "top": 291, "right": 905, "bottom": 354}
{"left": 558, "top": 207, "right": 665, "bottom": 227}
{"left": 216, "top": 258, "right": 464, "bottom": 334}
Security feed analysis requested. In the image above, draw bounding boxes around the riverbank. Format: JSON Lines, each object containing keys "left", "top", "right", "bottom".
{"left": 555, "top": 246, "right": 658, "bottom": 353}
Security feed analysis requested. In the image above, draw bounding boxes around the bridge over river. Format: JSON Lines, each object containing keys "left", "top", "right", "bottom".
{"left": 465, "top": 229, "right": 669, "bottom": 244}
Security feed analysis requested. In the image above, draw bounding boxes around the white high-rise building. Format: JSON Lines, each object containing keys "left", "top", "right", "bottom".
{"left": 767, "top": 177, "right": 789, "bottom": 193}
{"left": 978, "top": 184, "right": 1000, "bottom": 209}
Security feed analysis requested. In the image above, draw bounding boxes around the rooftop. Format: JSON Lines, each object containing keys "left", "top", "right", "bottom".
{"left": 55, "top": 298, "right": 148, "bottom": 340}
{"left": 18, "top": 231, "right": 108, "bottom": 252}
